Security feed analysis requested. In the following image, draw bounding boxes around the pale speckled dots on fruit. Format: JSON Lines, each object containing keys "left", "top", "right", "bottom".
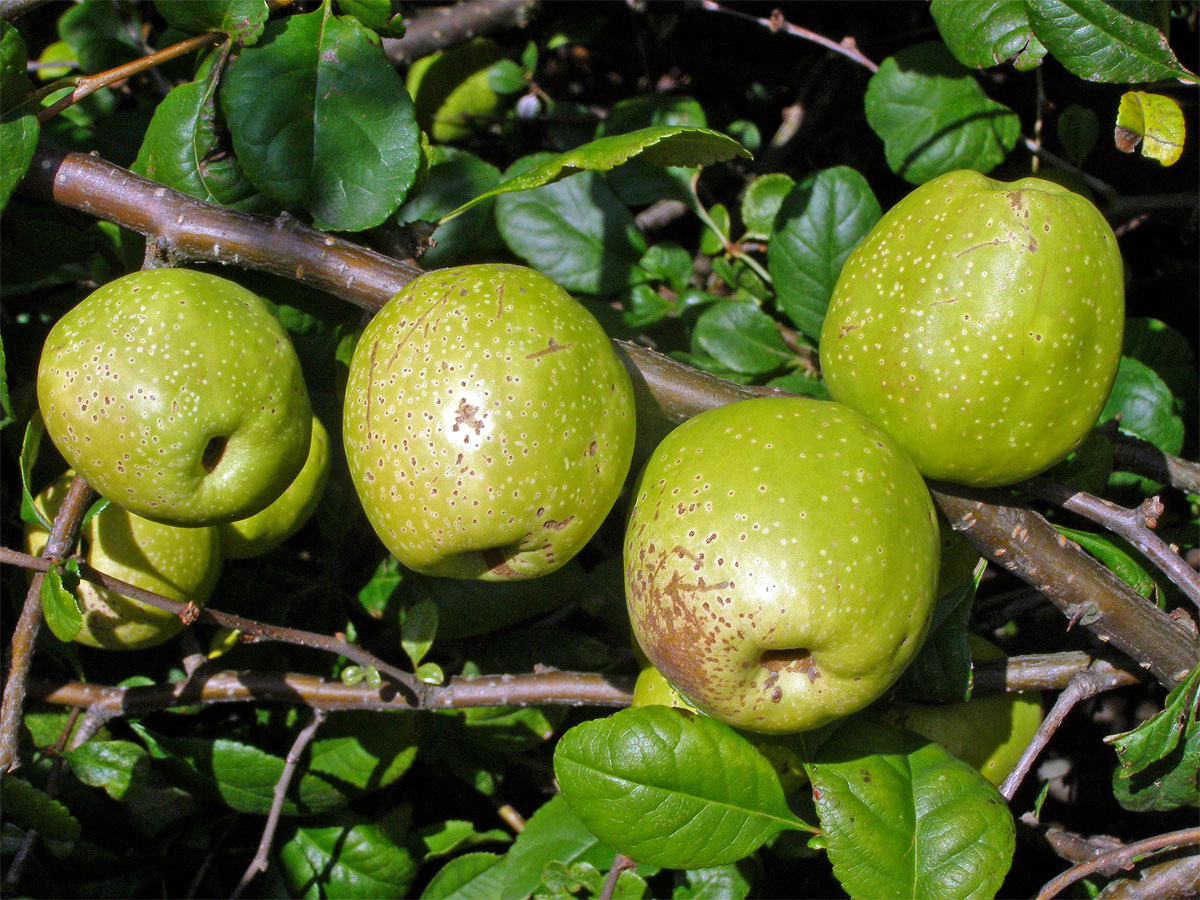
{"left": 624, "top": 396, "right": 941, "bottom": 734}
{"left": 342, "top": 264, "right": 637, "bottom": 580}
{"left": 36, "top": 269, "right": 312, "bottom": 526}
{"left": 819, "top": 170, "right": 1124, "bottom": 487}
{"left": 26, "top": 472, "right": 222, "bottom": 650}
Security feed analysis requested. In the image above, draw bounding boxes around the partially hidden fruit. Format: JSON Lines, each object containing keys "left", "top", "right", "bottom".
{"left": 884, "top": 635, "right": 1044, "bottom": 787}
{"left": 406, "top": 37, "right": 509, "bottom": 143}
{"left": 26, "top": 473, "right": 222, "bottom": 649}
{"left": 218, "top": 414, "right": 331, "bottom": 559}
{"left": 820, "top": 170, "right": 1124, "bottom": 487}
{"left": 342, "top": 264, "right": 636, "bottom": 580}
{"left": 37, "top": 268, "right": 312, "bottom": 525}
{"left": 625, "top": 396, "right": 940, "bottom": 734}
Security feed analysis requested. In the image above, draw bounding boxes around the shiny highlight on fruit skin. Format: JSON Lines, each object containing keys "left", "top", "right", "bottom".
{"left": 342, "top": 264, "right": 637, "bottom": 581}
{"left": 624, "top": 396, "right": 941, "bottom": 734}
{"left": 820, "top": 170, "right": 1124, "bottom": 488}
{"left": 26, "top": 473, "right": 222, "bottom": 650}
{"left": 36, "top": 268, "right": 312, "bottom": 526}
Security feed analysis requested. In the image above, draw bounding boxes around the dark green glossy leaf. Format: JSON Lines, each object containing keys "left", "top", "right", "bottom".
{"left": 804, "top": 716, "right": 1015, "bottom": 900}
{"left": 337, "top": 0, "right": 407, "bottom": 38}
{"left": 411, "top": 820, "right": 510, "bottom": 863}
{"left": 1026, "top": 0, "right": 1197, "bottom": 84}
{"left": 306, "top": 710, "right": 418, "bottom": 795}
{"left": 20, "top": 415, "right": 51, "bottom": 529}
{"left": 598, "top": 95, "right": 707, "bottom": 208}
{"left": 740, "top": 172, "right": 794, "bottom": 241}
{"left": 1099, "top": 356, "right": 1184, "bottom": 455}
{"left": 221, "top": 4, "right": 420, "bottom": 230}
{"left": 494, "top": 155, "right": 648, "bottom": 295}
{"left": 420, "top": 851, "right": 507, "bottom": 899}
{"left": 766, "top": 370, "right": 829, "bottom": 400}
{"left": 1, "top": 20, "right": 32, "bottom": 110}
{"left": 930, "top": 0, "right": 1046, "bottom": 70}
{"left": 154, "top": 0, "right": 268, "bottom": 44}
{"left": 279, "top": 814, "right": 418, "bottom": 899}
{"left": 401, "top": 599, "right": 438, "bottom": 668}
{"left": 57, "top": 1, "right": 141, "bottom": 74}
{"left": 864, "top": 41, "right": 1020, "bottom": 184}
{"left": 0, "top": 776, "right": 81, "bottom": 843}
{"left": 1107, "top": 663, "right": 1199, "bottom": 811}
{"left": 0, "top": 114, "right": 37, "bottom": 215}
{"left": 893, "top": 560, "right": 981, "bottom": 704}
{"left": 132, "top": 63, "right": 268, "bottom": 211}
{"left": 446, "top": 125, "right": 749, "bottom": 221}
{"left": 131, "top": 724, "right": 348, "bottom": 815}
{"left": 1056, "top": 104, "right": 1100, "bottom": 165}
{"left": 1055, "top": 526, "right": 1159, "bottom": 602}
{"left": 691, "top": 301, "right": 792, "bottom": 376}
{"left": 672, "top": 865, "right": 754, "bottom": 900}
{"left": 554, "top": 707, "right": 807, "bottom": 868}
{"left": 41, "top": 561, "right": 83, "bottom": 643}
{"left": 1122, "top": 317, "right": 1198, "bottom": 413}
{"left": 768, "top": 166, "right": 880, "bottom": 341}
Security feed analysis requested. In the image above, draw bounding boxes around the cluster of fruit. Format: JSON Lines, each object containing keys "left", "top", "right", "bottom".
{"left": 33, "top": 172, "right": 1122, "bottom": 779}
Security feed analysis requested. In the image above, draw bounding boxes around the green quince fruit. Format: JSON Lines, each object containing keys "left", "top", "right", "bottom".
{"left": 37, "top": 268, "right": 312, "bottom": 525}
{"left": 26, "top": 472, "right": 222, "bottom": 649}
{"left": 885, "top": 635, "right": 1044, "bottom": 787}
{"left": 406, "top": 37, "right": 509, "bottom": 143}
{"left": 218, "top": 413, "right": 331, "bottom": 559}
{"left": 342, "top": 264, "right": 636, "bottom": 580}
{"left": 625, "top": 396, "right": 940, "bottom": 734}
{"left": 820, "top": 170, "right": 1124, "bottom": 487}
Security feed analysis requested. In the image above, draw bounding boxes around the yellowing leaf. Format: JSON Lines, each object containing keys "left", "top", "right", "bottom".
{"left": 1115, "top": 91, "right": 1185, "bottom": 166}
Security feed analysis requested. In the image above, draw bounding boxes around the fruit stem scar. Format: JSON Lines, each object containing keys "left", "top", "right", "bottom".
{"left": 201, "top": 435, "right": 228, "bottom": 472}
{"left": 525, "top": 337, "right": 575, "bottom": 359}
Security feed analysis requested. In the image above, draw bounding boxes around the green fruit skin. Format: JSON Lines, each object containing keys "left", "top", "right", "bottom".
{"left": 625, "top": 396, "right": 940, "bottom": 734}
{"left": 406, "top": 37, "right": 506, "bottom": 143}
{"left": 218, "top": 414, "right": 331, "bottom": 559}
{"left": 37, "top": 269, "right": 312, "bottom": 526}
{"left": 26, "top": 473, "right": 222, "bottom": 650}
{"left": 885, "top": 636, "right": 1043, "bottom": 787}
{"left": 343, "top": 264, "right": 636, "bottom": 581}
{"left": 820, "top": 170, "right": 1124, "bottom": 487}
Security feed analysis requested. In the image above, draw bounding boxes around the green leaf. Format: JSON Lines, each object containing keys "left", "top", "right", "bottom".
{"left": 672, "top": 865, "right": 754, "bottom": 900}
{"left": 279, "top": 814, "right": 418, "bottom": 899}
{"left": 337, "top": 0, "right": 407, "bottom": 38}
{"left": 394, "top": 147, "right": 503, "bottom": 268}
{"left": 1122, "top": 317, "right": 1198, "bottom": 414}
{"left": 57, "top": 1, "right": 141, "bottom": 74}
{"left": 554, "top": 707, "right": 807, "bottom": 869}
{"left": 1054, "top": 526, "right": 1160, "bottom": 602}
{"left": 20, "top": 415, "right": 52, "bottom": 530}
{"left": 699, "top": 203, "right": 730, "bottom": 256}
{"left": 154, "top": 0, "right": 269, "bottom": 44}
{"left": 131, "top": 724, "right": 348, "bottom": 815}
{"left": 804, "top": 716, "right": 1015, "bottom": 900}
{"left": 0, "top": 776, "right": 81, "bottom": 844}
{"left": 930, "top": 0, "right": 1046, "bottom": 70}
{"left": 1, "top": 19, "right": 32, "bottom": 109}
{"left": 443, "top": 125, "right": 749, "bottom": 222}
{"left": 132, "top": 62, "right": 268, "bottom": 211}
{"left": 401, "top": 599, "right": 438, "bottom": 669}
{"left": 1026, "top": 0, "right": 1198, "bottom": 84}
{"left": 220, "top": 3, "right": 420, "bottom": 231}
{"left": 766, "top": 370, "right": 830, "bottom": 400}
{"left": 1107, "top": 663, "right": 1199, "bottom": 811}
{"left": 41, "top": 561, "right": 84, "bottom": 643}
{"left": 740, "top": 172, "right": 794, "bottom": 242}
{"left": 691, "top": 301, "right": 793, "bottom": 376}
{"left": 864, "top": 41, "right": 1020, "bottom": 184}
{"left": 1057, "top": 104, "right": 1100, "bottom": 165}
{"left": 306, "top": 710, "right": 418, "bottom": 795}
{"left": 63, "top": 740, "right": 148, "bottom": 800}
{"left": 768, "top": 166, "right": 881, "bottom": 341}
{"left": 0, "top": 329, "right": 14, "bottom": 431}
{"left": 500, "top": 794, "right": 646, "bottom": 898}
{"left": 1099, "top": 356, "right": 1184, "bottom": 456}
{"left": 639, "top": 242, "right": 693, "bottom": 295}
{"left": 494, "top": 155, "right": 648, "bottom": 295}
{"left": 421, "top": 851, "right": 507, "bottom": 899}
{"left": 893, "top": 561, "right": 981, "bottom": 704}
{"left": 622, "top": 284, "right": 675, "bottom": 329}
{"left": 0, "top": 113, "right": 38, "bottom": 216}
{"left": 411, "top": 820, "right": 511, "bottom": 863}
{"left": 1115, "top": 91, "right": 1186, "bottom": 166}
{"left": 598, "top": 95, "right": 708, "bottom": 208}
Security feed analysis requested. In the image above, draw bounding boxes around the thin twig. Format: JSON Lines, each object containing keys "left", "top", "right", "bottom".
{"left": 0, "top": 545, "right": 421, "bottom": 704}
{"left": 691, "top": 0, "right": 879, "bottom": 72}
{"left": 1104, "top": 422, "right": 1200, "bottom": 495}
{"left": 999, "top": 662, "right": 1124, "bottom": 800}
{"left": 37, "top": 32, "right": 223, "bottom": 123}
{"left": 1036, "top": 828, "right": 1200, "bottom": 900}
{"left": 0, "top": 475, "right": 92, "bottom": 772}
{"left": 1024, "top": 477, "right": 1200, "bottom": 609}
{"left": 599, "top": 853, "right": 637, "bottom": 900}
{"left": 231, "top": 709, "right": 328, "bottom": 899}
